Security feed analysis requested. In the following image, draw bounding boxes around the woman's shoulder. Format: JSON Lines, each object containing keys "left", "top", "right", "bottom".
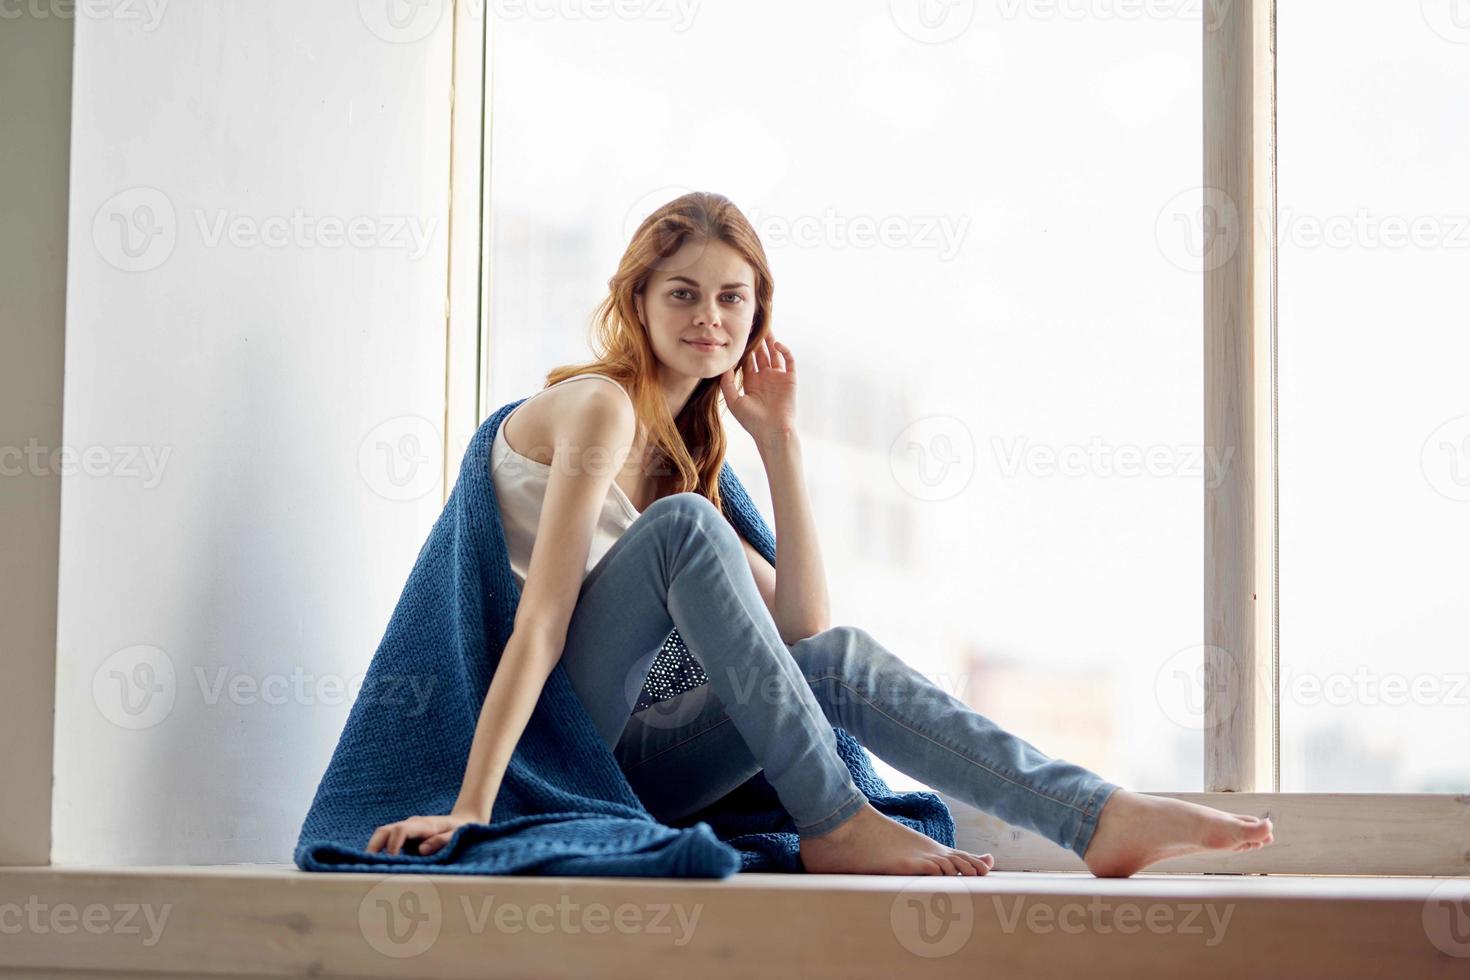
{"left": 503, "top": 374, "right": 635, "bottom": 466}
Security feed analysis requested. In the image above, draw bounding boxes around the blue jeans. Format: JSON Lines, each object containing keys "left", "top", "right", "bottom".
{"left": 556, "top": 492, "right": 1120, "bottom": 858}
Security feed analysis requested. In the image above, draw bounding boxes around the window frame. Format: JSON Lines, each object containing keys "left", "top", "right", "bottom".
{"left": 465, "top": 0, "right": 1470, "bottom": 875}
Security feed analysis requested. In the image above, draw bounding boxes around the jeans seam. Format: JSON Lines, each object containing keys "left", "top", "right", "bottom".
{"left": 804, "top": 671, "right": 1098, "bottom": 818}
{"left": 1067, "top": 781, "right": 1109, "bottom": 853}
{"left": 620, "top": 713, "right": 734, "bottom": 771}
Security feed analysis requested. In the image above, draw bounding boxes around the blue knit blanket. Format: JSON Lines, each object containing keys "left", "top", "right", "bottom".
{"left": 293, "top": 397, "right": 954, "bottom": 876}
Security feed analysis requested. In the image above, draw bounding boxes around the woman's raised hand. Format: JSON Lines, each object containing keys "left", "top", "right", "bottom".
{"left": 719, "top": 332, "right": 798, "bottom": 444}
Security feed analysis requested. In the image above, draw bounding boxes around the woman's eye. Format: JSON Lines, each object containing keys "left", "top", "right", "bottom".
{"left": 721, "top": 293, "right": 744, "bottom": 304}
{"left": 671, "top": 289, "right": 691, "bottom": 300}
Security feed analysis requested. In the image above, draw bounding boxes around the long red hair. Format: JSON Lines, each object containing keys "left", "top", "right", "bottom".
{"left": 543, "top": 191, "right": 774, "bottom": 514}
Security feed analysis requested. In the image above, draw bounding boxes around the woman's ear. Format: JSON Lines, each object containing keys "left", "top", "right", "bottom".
{"left": 634, "top": 292, "right": 645, "bottom": 327}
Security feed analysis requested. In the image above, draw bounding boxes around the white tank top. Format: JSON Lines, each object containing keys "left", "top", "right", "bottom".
{"left": 491, "top": 373, "right": 643, "bottom": 588}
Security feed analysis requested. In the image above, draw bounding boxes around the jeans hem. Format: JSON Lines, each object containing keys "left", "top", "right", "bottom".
{"left": 793, "top": 790, "right": 868, "bottom": 840}
{"left": 1067, "top": 780, "right": 1122, "bottom": 858}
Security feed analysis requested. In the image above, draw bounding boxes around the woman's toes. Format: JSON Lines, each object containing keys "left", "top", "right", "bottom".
{"left": 955, "top": 851, "right": 987, "bottom": 875}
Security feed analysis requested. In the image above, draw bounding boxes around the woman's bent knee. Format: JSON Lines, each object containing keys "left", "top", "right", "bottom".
{"left": 643, "top": 491, "right": 741, "bottom": 551}
{"left": 795, "top": 625, "right": 889, "bottom": 677}
{"left": 644, "top": 491, "right": 719, "bottom": 519}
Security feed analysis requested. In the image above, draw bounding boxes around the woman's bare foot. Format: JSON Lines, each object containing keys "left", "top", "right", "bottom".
{"left": 799, "top": 802, "right": 996, "bottom": 875}
{"left": 1081, "top": 789, "right": 1274, "bottom": 878}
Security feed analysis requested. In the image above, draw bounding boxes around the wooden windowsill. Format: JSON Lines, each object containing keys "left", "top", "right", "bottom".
{"left": 2, "top": 863, "right": 1467, "bottom": 979}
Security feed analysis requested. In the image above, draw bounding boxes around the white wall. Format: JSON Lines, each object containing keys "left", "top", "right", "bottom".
{"left": 54, "top": 2, "right": 456, "bottom": 864}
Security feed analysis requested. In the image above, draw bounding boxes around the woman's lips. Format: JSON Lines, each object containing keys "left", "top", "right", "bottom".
{"left": 683, "top": 340, "right": 724, "bottom": 352}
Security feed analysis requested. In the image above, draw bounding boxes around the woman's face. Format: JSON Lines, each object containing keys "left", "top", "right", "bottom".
{"left": 634, "top": 237, "right": 759, "bottom": 382}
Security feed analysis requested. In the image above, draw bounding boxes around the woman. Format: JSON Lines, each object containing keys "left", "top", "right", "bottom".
{"left": 367, "top": 191, "right": 1274, "bottom": 875}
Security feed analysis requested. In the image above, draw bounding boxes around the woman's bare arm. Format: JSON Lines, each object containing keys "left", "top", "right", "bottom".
{"left": 720, "top": 335, "right": 830, "bottom": 645}
{"left": 449, "top": 381, "right": 638, "bottom": 822}
{"left": 750, "top": 427, "right": 830, "bottom": 644}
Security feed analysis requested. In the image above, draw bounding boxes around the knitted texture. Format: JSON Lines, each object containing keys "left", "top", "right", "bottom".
{"left": 293, "top": 397, "right": 954, "bottom": 876}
